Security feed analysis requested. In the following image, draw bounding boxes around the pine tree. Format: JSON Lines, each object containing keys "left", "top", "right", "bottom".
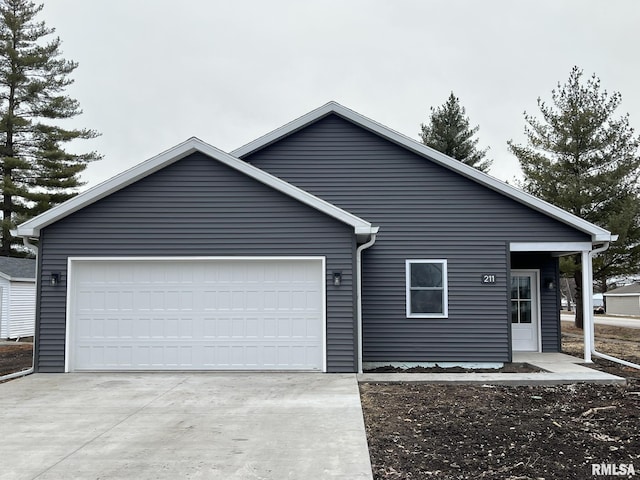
{"left": 420, "top": 92, "right": 492, "bottom": 172}
{"left": 0, "top": 0, "right": 100, "bottom": 256}
{"left": 508, "top": 66, "right": 640, "bottom": 328}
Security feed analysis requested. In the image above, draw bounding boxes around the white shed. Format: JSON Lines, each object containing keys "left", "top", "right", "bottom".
{"left": 0, "top": 257, "right": 36, "bottom": 339}
{"left": 603, "top": 283, "right": 640, "bottom": 316}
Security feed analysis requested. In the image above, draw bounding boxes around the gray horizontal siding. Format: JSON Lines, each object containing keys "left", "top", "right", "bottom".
{"left": 244, "top": 114, "right": 591, "bottom": 363}
{"left": 360, "top": 243, "right": 510, "bottom": 362}
{"left": 37, "top": 153, "right": 356, "bottom": 373}
{"left": 606, "top": 296, "right": 640, "bottom": 316}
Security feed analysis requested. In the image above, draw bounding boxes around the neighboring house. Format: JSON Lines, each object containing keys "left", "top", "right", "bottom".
{"left": 603, "top": 284, "right": 640, "bottom": 316}
{"left": 0, "top": 257, "right": 36, "bottom": 339}
{"left": 16, "top": 102, "right": 614, "bottom": 373}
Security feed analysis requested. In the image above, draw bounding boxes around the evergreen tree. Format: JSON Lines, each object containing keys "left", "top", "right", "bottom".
{"left": 508, "top": 67, "right": 640, "bottom": 328}
{"left": 420, "top": 92, "right": 492, "bottom": 172}
{"left": 0, "top": 0, "right": 100, "bottom": 256}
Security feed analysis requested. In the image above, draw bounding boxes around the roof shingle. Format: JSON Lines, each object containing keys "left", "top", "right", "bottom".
{"left": 0, "top": 257, "right": 36, "bottom": 279}
{"left": 604, "top": 283, "right": 640, "bottom": 296}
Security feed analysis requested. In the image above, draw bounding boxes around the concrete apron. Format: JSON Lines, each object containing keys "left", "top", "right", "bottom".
{"left": 0, "top": 373, "right": 373, "bottom": 480}
{"left": 358, "top": 353, "right": 627, "bottom": 386}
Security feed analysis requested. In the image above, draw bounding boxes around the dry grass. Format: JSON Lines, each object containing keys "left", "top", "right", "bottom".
{"left": 562, "top": 320, "right": 640, "bottom": 342}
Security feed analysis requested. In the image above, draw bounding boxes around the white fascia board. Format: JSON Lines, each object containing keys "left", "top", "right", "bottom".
{"left": 232, "top": 102, "right": 340, "bottom": 158}
{"left": 16, "top": 137, "right": 375, "bottom": 238}
{"left": 510, "top": 242, "right": 594, "bottom": 252}
{"left": 16, "top": 138, "right": 201, "bottom": 237}
{"left": 602, "top": 293, "right": 640, "bottom": 297}
{"left": 9, "top": 277, "right": 35, "bottom": 282}
{"left": 0, "top": 271, "right": 34, "bottom": 282}
{"left": 356, "top": 225, "right": 379, "bottom": 235}
{"left": 232, "top": 101, "right": 613, "bottom": 242}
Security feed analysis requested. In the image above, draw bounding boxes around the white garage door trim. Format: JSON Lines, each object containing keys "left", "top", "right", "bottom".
{"left": 65, "top": 256, "right": 327, "bottom": 372}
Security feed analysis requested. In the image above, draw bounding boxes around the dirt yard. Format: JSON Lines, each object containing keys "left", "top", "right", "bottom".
{"left": 0, "top": 341, "right": 32, "bottom": 377}
{"left": 360, "top": 321, "right": 640, "bottom": 480}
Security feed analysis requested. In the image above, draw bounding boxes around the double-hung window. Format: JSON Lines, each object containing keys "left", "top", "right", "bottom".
{"left": 406, "top": 259, "right": 448, "bottom": 318}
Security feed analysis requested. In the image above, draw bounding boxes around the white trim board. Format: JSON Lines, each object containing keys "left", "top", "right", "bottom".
{"left": 16, "top": 137, "right": 377, "bottom": 238}
{"left": 233, "top": 102, "right": 613, "bottom": 243}
{"left": 405, "top": 259, "right": 449, "bottom": 319}
{"left": 16, "top": 102, "right": 612, "bottom": 243}
{"left": 510, "top": 269, "right": 542, "bottom": 353}
{"left": 0, "top": 272, "right": 35, "bottom": 282}
{"left": 510, "top": 242, "right": 593, "bottom": 252}
{"left": 66, "top": 255, "right": 328, "bottom": 262}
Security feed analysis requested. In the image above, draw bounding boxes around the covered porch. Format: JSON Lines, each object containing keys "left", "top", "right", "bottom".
{"left": 509, "top": 241, "right": 609, "bottom": 364}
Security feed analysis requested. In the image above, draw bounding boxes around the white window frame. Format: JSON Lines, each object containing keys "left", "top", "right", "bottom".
{"left": 406, "top": 259, "right": 448, "bottom": 318}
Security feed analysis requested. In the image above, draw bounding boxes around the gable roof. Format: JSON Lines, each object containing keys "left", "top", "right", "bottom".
{"left": 15, "top": 137, "right": 377, "bottom": 239}
{"left": 603, "top": 283, "right": 640, "bottom": 296}
{"left": 232, "top": 101, "right": 613, "bottom": 243}
{"left": 0, "top": 257, "right": 36, "bottom": 281}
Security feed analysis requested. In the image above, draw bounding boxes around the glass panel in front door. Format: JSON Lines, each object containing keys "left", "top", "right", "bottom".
{"left": 511, "top": 275, "right": 533, "bottom": 324}
{"left": 511, "top": 277, "right": 519, "bottom": 300}
{"left": 518, "top": 277, "right": 531, "bottom": 299}
{"left": 511, "top": 300, "right": 518, "bottom": 323}
{"left": 519, "top": 300, "right": 532, "bottom": 323}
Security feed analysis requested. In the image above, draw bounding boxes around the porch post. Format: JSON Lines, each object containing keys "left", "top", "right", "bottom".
{"left": 581, "top": 249, "right": 593, "bottom": 363}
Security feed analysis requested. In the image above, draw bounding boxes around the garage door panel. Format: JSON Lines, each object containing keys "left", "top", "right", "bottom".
{"left": 73, "top": 341, "right": 323, "bottom": 370}
{"left": 69, "top": 259, "right": 324, "bottom": 371}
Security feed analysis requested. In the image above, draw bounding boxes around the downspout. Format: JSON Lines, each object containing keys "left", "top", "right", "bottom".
{"left": 581, "top": 248, "right": 594, "bottom": 363}
{"left": 0, "top": 237, "right": 38, "bottom": 382}
{"left": 356, "top": 233, "right": 377, "bottom": 374}
{"left": 585, "top": 241, "right": 640, "bottom": 370}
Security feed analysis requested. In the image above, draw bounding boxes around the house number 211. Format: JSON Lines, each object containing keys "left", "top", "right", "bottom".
{"left": 481, "top": 274, "right": 496, "bottom": 284}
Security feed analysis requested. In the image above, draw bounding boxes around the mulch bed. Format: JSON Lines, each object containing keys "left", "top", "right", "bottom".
{"left": 365, "top": 363, "right": 542, "bottom": 374}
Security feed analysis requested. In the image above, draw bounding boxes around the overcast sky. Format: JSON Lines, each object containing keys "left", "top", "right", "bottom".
{"left": 38, "top": 0, "right": 640, "bottom": 189}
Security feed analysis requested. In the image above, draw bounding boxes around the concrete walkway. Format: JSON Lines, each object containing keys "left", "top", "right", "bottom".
{"left": 0, "top": 373, "right": 373, "bottom": 480}
{"left": 358, "top": 353, "right": 626, "bottom": 386}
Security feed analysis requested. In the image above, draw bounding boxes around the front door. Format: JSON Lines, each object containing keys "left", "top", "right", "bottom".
{"left": 511, "top": 270, "right": 540, "bottom": 352}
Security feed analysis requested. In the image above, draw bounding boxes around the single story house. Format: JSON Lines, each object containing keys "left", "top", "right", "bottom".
{"left": 603, "top": 284, "right": 640, "bottom": 316}
{"left": 0, "top": 257, "right": 36, "bottom": 339}
{"left": 16, "top": 102, "right": 614, "bottom": 373}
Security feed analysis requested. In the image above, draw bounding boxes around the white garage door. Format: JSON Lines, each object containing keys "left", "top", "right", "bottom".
{"left": 67, "top": 258, "right": 325, "bottom": 371}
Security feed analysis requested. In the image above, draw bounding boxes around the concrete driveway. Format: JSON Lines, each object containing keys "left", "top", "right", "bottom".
{"left": 0, "top": 373, "right": 373, "bottom": 480}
